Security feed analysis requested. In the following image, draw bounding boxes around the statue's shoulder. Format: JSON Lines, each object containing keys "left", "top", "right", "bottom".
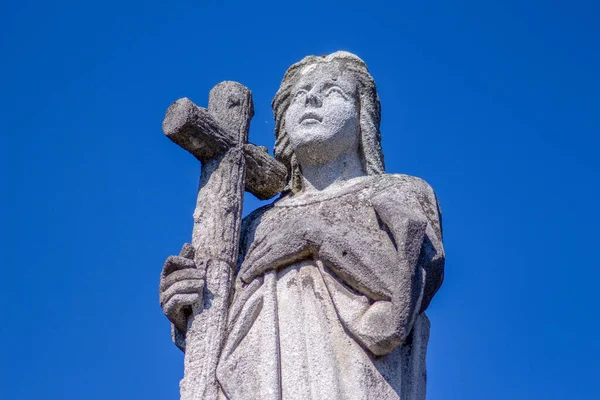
{"left": 370, "top": 174, "right": 442, "bottom": 237}
{"left": 241, "top": 203, "right": 273, "bottom": 232}
{"left": 370, "top": 173, "right": 438, "bottom": 203}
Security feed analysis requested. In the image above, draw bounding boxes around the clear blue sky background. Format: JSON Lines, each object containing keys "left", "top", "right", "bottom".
{"left": 1, "top": 0, "right": 598, "bottom": 399}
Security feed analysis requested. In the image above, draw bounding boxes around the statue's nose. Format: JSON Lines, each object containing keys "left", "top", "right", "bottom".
{"left": 305, "top": 91, "right": 322, "bottom": 107}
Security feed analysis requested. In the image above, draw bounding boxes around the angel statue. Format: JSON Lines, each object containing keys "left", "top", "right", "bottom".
{"left": 158, "top": 51, "right": 445, "bottom": 400}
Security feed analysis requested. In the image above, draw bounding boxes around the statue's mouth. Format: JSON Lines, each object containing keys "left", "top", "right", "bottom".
{"left": 300, "top": 112, "right": 323, "bottom": 124}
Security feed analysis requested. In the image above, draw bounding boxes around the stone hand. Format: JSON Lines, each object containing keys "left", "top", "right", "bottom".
{"left": 159, "top": 243, "right": 205, "bottom": 333}
{"left": 239, "top": 219, "right": 319, "bottom": 283}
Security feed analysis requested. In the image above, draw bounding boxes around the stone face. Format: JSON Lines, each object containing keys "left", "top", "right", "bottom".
{"left": 159, "top": 52, "right": 445, "bottom": 400}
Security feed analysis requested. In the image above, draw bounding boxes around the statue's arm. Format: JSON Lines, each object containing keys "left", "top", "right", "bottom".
{"left": 342, "top": 176, "right": 445, "bottom": 356}
{"left": 374, "top": 176, "right": 445, "bottom": 312}
{"left": 413, "top": 178, "right": 445, "bottom": 313}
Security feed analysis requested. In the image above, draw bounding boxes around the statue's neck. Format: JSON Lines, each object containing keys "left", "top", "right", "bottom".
{"left": 298, "top": 151, "right": 366, "bottom": 194}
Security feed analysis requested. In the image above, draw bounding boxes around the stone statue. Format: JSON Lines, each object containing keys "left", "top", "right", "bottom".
{"left": 158, "top": 51, "right": 445, "bottom": 400}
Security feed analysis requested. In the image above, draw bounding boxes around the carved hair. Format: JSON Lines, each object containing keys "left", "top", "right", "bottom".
{"left": 272, "top": 51, "right": 385, "bottom": 192}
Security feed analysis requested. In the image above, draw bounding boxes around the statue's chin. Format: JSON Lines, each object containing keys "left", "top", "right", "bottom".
{"left": 290, "top": 128, "right": 351, "bottom": 164}
{"left": 292, "top": 139, "right": 342, "bottom": 166}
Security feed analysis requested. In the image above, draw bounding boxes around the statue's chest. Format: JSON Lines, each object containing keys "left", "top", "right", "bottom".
{"left": 255, "top": 195, "right": 382, "bottom": 240}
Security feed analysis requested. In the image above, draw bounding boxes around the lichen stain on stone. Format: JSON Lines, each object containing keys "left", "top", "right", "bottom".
{"left": 301, "top": 274, "right": 315, "bottom": 290}
{"left": 286, "top": 275, "right": 298, "bottom": 289}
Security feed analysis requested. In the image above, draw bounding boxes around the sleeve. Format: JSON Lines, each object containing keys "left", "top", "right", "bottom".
{"left": 413, "top": 179, "right": 445, "bottom": 313}
{"left": 371, "top": 176, "right": 444, "bottom": 314}
{"left": 352, "top": 175, "right": 444, "bottom": 355}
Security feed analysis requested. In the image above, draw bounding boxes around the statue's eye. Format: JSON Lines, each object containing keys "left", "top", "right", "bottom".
{"left": 292, "top": 90, "right": 307, "bottom": 102}
{"left": 325, "top": 87, "right": 346, "bottom": 99}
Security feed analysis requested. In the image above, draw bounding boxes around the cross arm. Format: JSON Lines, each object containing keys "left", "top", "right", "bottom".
{"left": 162, "top": 97, "right": 288, "bottom": 200}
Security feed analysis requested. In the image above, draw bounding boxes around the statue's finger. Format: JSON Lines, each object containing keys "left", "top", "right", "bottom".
{"left": 160, "top": 279, "right": 204, "bottom": 306}
{"left": 163, "top": 293, "right": 199, "bottom": 332}
{"left": 239, "top": 254, "right": 270, "bottom": 283}
{"left": 160, "top": 268, "right": 205, "bottom": 291}
{"left": 242, "top": 241, "right": 272, "bottom": 269}
{"left": 241, "top": 242, "right": 308, "bottom": 283}
{"left": 162, "top": 255, "right": 196, "bottom": 277}
{"left": 179, "top": 243, "right": 195, "bottom": 260}
{"left": 245, "top": 234, "right": 267, "bottom": 256}
{"left": 163, "top": 293, "right": 199, "bottom": 315}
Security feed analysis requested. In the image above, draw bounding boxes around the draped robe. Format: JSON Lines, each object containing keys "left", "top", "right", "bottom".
{"left": 213, "top": 174, "right": 444, "bottom": 400}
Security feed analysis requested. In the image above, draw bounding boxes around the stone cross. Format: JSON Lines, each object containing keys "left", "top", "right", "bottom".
{"left": 162, "top": 81, "right": 287, "bottom": 400}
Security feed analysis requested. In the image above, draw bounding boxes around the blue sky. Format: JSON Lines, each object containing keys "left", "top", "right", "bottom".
{"left": 1, "top": 0, "right": 598, "bottom": 399}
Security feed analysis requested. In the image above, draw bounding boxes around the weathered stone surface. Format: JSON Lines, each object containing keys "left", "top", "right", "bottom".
{"left": 159, "top": 52, "right": 445, "bottom": 400}
{"left": 162, "top": 95, "right": 288, "bottom": 200}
